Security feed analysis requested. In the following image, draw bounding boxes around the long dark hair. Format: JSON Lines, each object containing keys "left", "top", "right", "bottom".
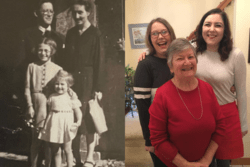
{"left": 71, "top": 0, "right": 92, "bottom": 13}
{"left": 195, "top": 8, "right": 232, "bottom": 61}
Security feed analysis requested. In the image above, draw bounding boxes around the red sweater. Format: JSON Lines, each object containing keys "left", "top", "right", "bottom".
{"left": 149, "top": 79, "right": 225, "bottom": 167}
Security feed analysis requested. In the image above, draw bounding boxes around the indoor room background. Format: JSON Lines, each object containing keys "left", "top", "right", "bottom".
{"left": 125, "top": 0, "right": 250, "bottom": 165}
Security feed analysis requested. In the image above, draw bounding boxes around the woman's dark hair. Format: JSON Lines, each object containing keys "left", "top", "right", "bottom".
{"left": 145, "top": 17, "right": 176, "bottom": 56}
{"left": 71, "top": 0, "right": 92, "bottom": 13}
{"left": 195, "top": 8, "right": 232, "bottom": 61}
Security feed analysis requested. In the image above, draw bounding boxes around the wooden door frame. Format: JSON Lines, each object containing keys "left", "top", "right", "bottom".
{"left": 231, "top": 158, "right": 250, "bottom": 165}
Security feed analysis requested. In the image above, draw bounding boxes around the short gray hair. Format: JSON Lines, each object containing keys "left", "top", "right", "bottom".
{"left": 166, "top": 38, "right": 197, "bottom": 68}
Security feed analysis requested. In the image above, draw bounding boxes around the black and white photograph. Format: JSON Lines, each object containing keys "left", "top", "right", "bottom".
{"left": 0, "top": 0, "right": 125, "bottom": 166}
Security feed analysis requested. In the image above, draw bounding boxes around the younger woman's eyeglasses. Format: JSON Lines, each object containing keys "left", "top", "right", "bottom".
{"left": 151, "top": 30, "right": 169, "bottom": 38}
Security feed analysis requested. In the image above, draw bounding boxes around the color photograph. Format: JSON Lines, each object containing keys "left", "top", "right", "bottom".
{"left": 125, "top": 0, "right": 250, "bottom": 166}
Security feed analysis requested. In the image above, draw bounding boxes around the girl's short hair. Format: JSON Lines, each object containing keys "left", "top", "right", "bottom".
{"left": 166, "top": 38, "right": 197, "bottom": 68}
{"left": 54, "top": 70, "right": 74, "bottom": 87}
{"left": 145, "top": 17, "right": 176, "bottom": 56}
{"left": 33, "top": 37, "right": 57, "bottom": 56}
{"left": 195, "top": 8, "right": 232, "bottom": 61}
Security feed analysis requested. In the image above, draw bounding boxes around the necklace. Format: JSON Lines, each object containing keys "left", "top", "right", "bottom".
{"left": 175, "top": 84, "right": 203, "bottom": 120}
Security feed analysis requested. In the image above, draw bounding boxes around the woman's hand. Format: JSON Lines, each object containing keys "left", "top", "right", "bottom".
{"left": 70, "top": 123, "right": 80, "bottom": 131}
{"left": 196, "top": 140, "right": 217, "bottom": 167}
{"left": 197, "top": 157, "right": 211, "bottom": 166}
{"left": 145, "top": 146, "right": 154, "bottom": 153}
{"left": 51, "top": 110, "right": 59, "bottom": 113}
{"left": 138, "top": 52, "right": 147, "bottom": 62}
{"left": 242, "top": 130, "right": 248, "bottom": 137}
{"left": 27, "top": 106, "right": 35, "bottom": 118}
{"left": 173, "top": 153, "right": 208, "bottom": 167}
{"left": 36, "top": 127, "right": 43, "bottom": 133}
{"left": 68, "top": 88, "right": 77, "bottom": 100}
{"left": 184, "top": 162, "right": 208, "bottom": 167}
{"left": 230, "top": 85, "right": 236, "bottom": 93}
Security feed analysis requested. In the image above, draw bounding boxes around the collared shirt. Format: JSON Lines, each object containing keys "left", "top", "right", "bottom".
{"left": 24, "top": 60, "right": 62, "bottom": 107}
{"left": 38, "top": 25, "right": 52, "bottom": 35}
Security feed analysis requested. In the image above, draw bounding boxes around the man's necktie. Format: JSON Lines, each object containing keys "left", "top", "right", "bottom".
{"left": 44, "top": 30, "right": 51, "bottom": 37}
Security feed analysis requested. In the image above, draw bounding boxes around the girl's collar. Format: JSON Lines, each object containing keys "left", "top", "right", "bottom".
{"left": 35, "top": 59, "right": 52, "bottom": 66}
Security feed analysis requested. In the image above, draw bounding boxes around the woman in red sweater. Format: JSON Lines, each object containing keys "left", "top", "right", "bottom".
{"left": 149, "top": 38, "right": 225, "bottom": 167}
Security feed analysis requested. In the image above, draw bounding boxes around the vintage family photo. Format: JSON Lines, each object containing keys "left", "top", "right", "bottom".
{"left": 0, "top": 0, "right": 125, "bottom": 167}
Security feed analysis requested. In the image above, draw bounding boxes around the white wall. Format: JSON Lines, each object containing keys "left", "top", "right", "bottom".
{"left": 234, "top": 0, "right": 250, "bottom": 157}
{"left": 125, "top": 0, "right": 232, "bottom": 69}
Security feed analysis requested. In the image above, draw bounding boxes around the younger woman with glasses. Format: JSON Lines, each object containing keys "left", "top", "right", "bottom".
{"left": 133, "top": 17, "right": 175, "bottom": 166}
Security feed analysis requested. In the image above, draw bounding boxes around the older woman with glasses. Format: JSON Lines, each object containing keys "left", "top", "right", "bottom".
{"left": 149, "top": 38, "right": 225, "bottom": 167}
{"left": 133, "top": 17, "right": 175, "bottom": 166}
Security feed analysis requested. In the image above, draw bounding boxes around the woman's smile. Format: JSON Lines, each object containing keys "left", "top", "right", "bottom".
{"left": 151, "top": 22, "right": 172, "bottom": 58}
{"left": 170, "top": 48, "right": 197, "bottom": 79}
{"left": 181, "top": 67, "right": 193, "bottom": 71}
{"left": 202, "top": 14, "right": 224, "bottom": 51}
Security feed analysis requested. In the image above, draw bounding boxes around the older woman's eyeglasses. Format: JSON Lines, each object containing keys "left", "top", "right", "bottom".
{"left": 151, "top": 30, "right": 169, "bottom": 38}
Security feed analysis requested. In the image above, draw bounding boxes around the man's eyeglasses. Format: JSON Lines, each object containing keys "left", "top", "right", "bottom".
{"left": 151, "top": 30, "right": 169, "bottom": 38}
{"left": 41, "top": 10, "right": 54, "bottom": 15}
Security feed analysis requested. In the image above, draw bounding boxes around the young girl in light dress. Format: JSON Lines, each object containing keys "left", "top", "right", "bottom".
{"left": 25, "top": 37, "right": 62, "bottom": 167}
{"left": 39, "top": 70, "right": 82, "bottom": 167}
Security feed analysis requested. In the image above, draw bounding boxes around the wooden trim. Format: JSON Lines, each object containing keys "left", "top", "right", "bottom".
{"left": 231, "top": 158, "right": 250, "bottom": 165}
{"left": 186, "top": 30, "right": 196, "bottom": 41}
{"left": 217, "top": 0, "right": 232, "bottom": 10}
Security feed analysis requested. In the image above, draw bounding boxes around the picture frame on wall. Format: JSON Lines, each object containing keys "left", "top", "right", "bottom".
{"left": 128, "top": 23, "right": 148, "bottom": 49}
